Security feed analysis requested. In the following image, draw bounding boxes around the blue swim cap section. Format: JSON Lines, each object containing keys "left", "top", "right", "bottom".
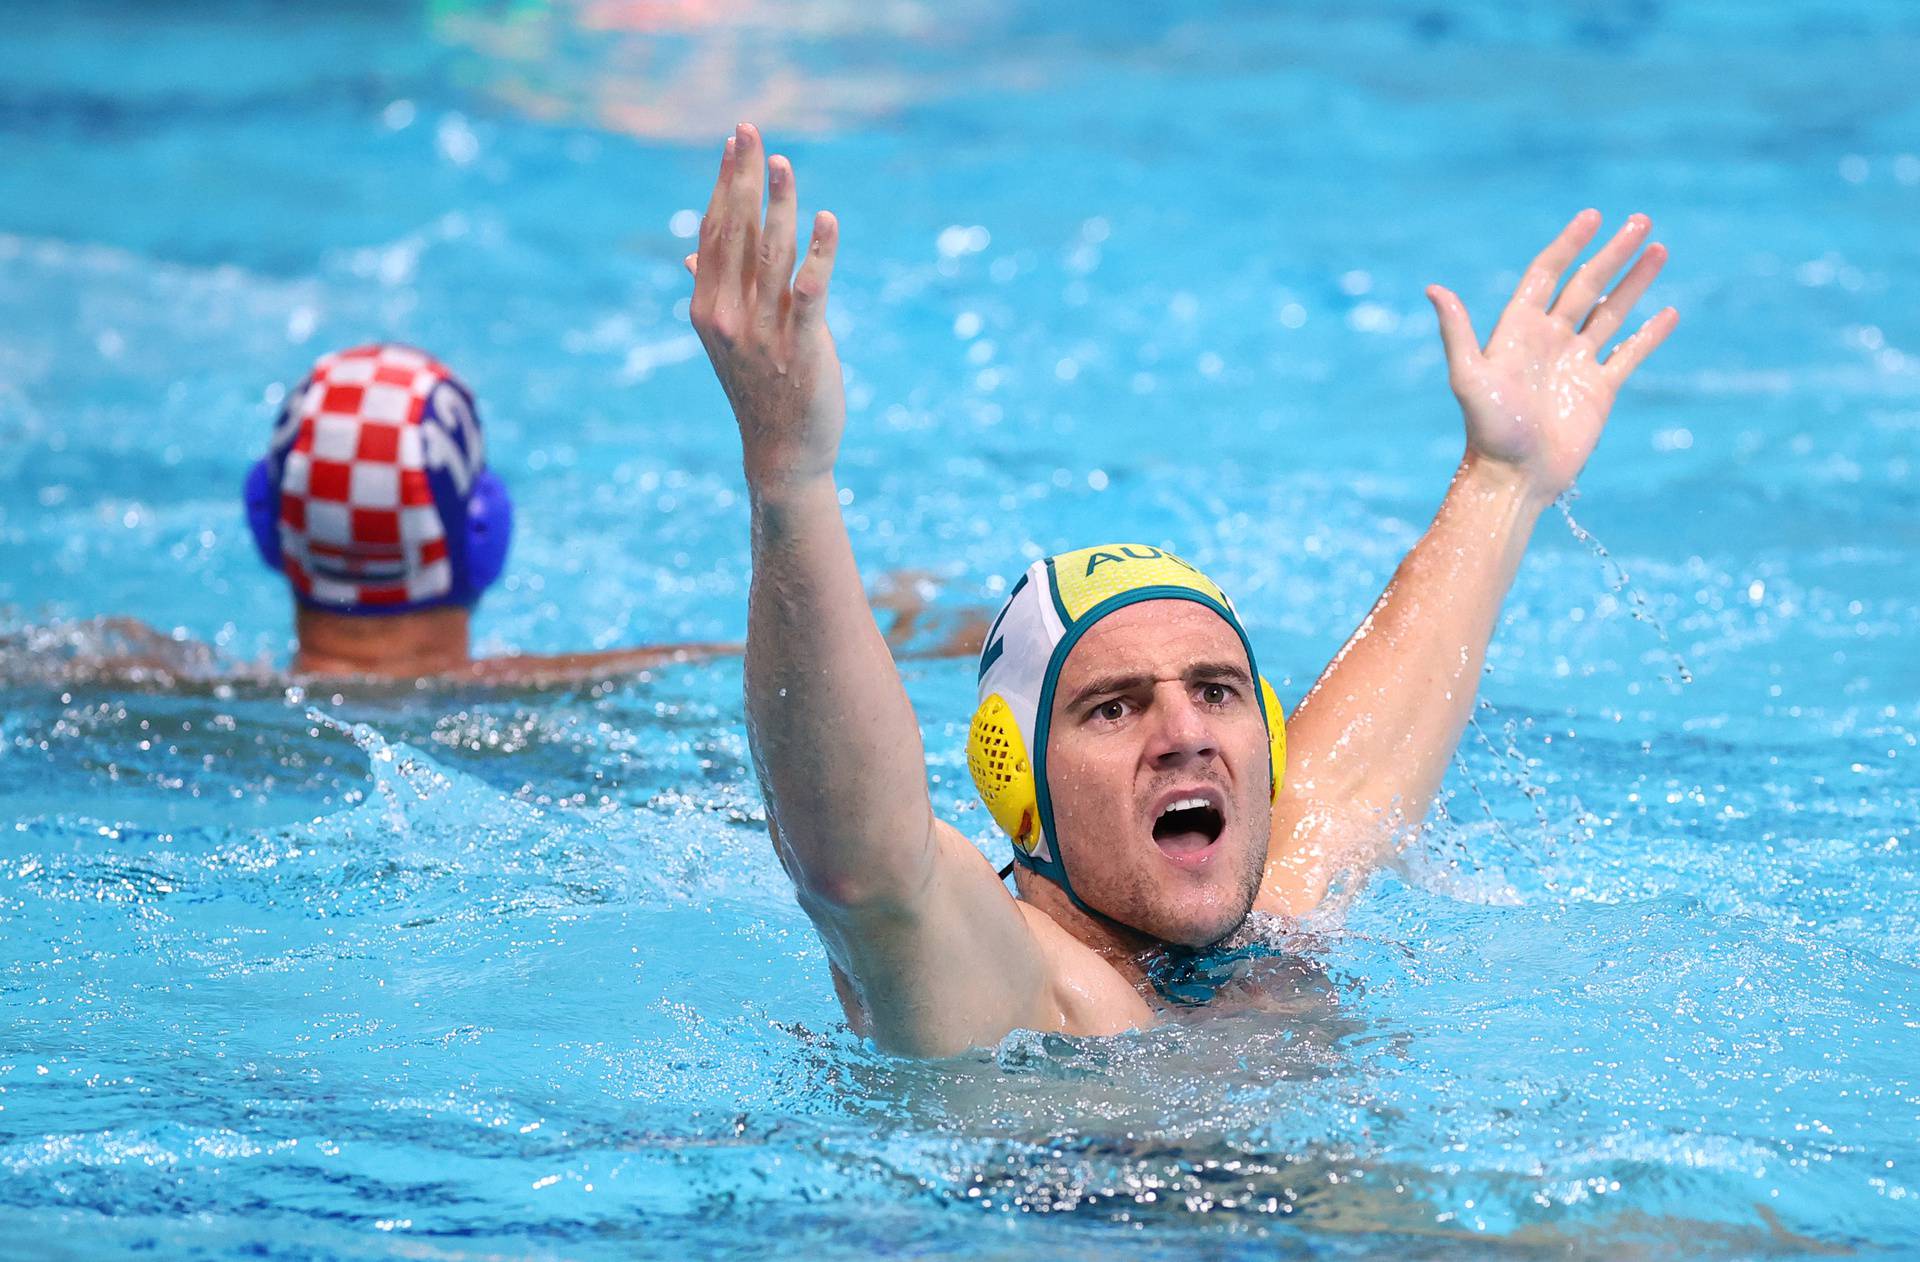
{"left": 414, "top": 373, "right": 513, "bottom": 611}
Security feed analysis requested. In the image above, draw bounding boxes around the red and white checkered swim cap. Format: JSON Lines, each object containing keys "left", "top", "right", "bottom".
{"left": 264, "top": 344, "right": 491, "bottom": 610}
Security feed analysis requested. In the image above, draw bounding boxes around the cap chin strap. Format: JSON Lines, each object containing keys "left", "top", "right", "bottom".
{"left": 1011, "top": 851, "right": 1172, "bottom": 944}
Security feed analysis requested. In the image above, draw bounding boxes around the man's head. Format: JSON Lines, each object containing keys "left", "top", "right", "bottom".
{"left": 243, "top": 344, "right": 513, "bottom": 672}
{"left": 968, "top": 545, "right": 1285, "bottom": 949}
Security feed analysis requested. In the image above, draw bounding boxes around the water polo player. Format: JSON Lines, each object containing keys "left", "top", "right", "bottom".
{"left": 242, "top": 343, "right": 735, "bottom": 683}
{"left": 690, "top": 124, "right": 1677, "bottom": 1055}
{"left": 212, "top": 342, "right": 972, "bottom": 687}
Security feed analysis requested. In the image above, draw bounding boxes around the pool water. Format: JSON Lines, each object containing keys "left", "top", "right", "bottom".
{"left": 4, "top": 2, "right": 1918, "bottom": 1257}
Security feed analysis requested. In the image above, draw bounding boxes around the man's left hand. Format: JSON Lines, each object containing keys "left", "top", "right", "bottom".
{"left": 1427, "top": 210, "right": 1678, "bottom": 504}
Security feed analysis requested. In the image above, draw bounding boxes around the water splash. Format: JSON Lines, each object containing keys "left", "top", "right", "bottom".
{"left": 306, "top": 706, "right": 458, "bottom": 834}
{"left": 1470, "top": 705, "right": 1555, "bottom": 840}
{"left": 1417, "top": 704, "right": 1559, "bottom": 900}
{"left": 1555, "top": 490, "right": 1694, "bottom": 689}
{"left": 0, "top": 616, "right": 228, "bottom": 688}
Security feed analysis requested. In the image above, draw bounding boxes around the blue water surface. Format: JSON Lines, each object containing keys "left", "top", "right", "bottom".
{"left": 3, "top": 2, "right": 1918, "bottom": 1257}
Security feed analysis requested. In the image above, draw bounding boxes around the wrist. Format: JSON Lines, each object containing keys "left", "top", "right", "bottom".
{"left": 744, "top": 457, "right": 837, "bottom": 504}
{"left": 1456, "top": 452, "right": 1558, "bottom": 518}
{"left": 747, "top": 469, "right": 841, "bottom": 544}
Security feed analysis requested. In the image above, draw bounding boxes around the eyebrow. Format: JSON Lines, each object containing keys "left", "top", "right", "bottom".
{"left": 1064, "top": 660, "right": 1253, "bottom": 711}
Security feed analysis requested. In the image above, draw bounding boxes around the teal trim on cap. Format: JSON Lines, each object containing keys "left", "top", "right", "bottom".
{"left": 1043, "top": 556, "right": 1073, "bottom": 629}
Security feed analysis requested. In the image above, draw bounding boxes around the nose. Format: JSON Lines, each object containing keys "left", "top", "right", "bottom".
{"left": 1145, "top": 682, "right": 1218, "bottom": 771}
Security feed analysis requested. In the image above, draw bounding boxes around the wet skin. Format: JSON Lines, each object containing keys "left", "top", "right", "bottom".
{"left": 692, "top": 122, "right": 1681, "bottom": 1054}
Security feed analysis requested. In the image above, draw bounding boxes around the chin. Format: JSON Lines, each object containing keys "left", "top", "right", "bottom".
{"left": 1159, "top": 905, "right": 1251, "bottom": 950}
{"left": 1064, "top": 817, "right": 1266, "bottom": 947}
{"left": 1136, "top": 878, "right": 1257, "bottom": 949}
{"left": 1162, "top": 850, "right": 1264, "bottom": 948}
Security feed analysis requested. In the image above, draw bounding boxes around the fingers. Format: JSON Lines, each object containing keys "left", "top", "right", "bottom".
{"left": 755, "top": 155, "right": 799, "bottom": 330}
{"left": 789, "top": 211, "right": 839, "bottom": 331}
{"left": 1426, "top": 284, "right": 1482, "bottom": 370}
{"left": 689, "top": 137, "right": 732, "bottom": 314}
{"left": 688, "top": 128, "right": 833, "bottom": 347}
{"left": 1581, "top": 241, "right": 1667, "bottom": 344}
{"left": 727, "top": 122, "right": 765, "bottom": 271}
{"left": 700, "top": 133, "right": 733, "bottom": 224}
{"left": 1508, "top": 208, "right": 1601, "bottom": 310}
{"left": 1551, "top": 213, "right": 1649, "bottom": 325}
{"left": 1603, "top": 307, "right": 1679, "bottom": 381}
{"left": 705, "top": 123, "right": 765, "bottom": 328}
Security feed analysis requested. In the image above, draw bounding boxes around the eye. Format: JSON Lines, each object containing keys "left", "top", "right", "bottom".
{"left": 1199, "top": 682, "right": 1232, "bottom": 707}
{"left": 1093, "top": 699, "right": 1128, "bottom": 723}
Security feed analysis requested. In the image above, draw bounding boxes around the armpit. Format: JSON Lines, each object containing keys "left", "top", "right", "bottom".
{"left": 1016, "top": 903, "right": 1156, "bottom": 1038}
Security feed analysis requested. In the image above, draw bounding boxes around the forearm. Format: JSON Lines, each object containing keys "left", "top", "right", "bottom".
{"left": 1270, "top": 457, "right": 1547, "bottom": 901}
{"left": 745, "top": 476, "right": 937, "bottom": 908}
{"left": 465, "top": 642, "right": 741, "bottom": 685}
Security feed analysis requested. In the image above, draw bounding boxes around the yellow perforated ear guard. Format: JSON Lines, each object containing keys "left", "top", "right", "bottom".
{"left": 970, "top": 544, "right": 1283, "bottom": 913}
{"left": 967, "top": 694, "right": 1039, "bottom": 853}
{"left": 1260, "top": 675, "right": 1289, "bottom": 794}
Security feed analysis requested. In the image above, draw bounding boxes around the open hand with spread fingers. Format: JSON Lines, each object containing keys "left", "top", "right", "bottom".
{"left": 687, "top": 123, "right": 846, "bottom": 492}
{"left": 1427, "top": 210, "right": 1679, "bottom": 505}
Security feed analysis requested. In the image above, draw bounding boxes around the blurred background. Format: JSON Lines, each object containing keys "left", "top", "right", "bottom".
{"left": 5, "top": 0, "right": 1915, "bottom": 679}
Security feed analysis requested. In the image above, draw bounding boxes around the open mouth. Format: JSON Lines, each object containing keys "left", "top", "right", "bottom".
{"left": 1152, "top": 795, "right": 1226, "bottom": 860}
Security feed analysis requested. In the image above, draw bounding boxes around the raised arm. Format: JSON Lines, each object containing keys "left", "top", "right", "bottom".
{"left": 1260, "top": 210, "right": 1678, "bottom": 915}
{"left": 688, "top": 126, "right": 1062, "bottom": 1053}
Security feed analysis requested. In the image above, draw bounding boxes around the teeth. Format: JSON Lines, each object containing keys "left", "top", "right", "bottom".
{"left": 1159, "top": 797, "right": 1211, "bottom": 818}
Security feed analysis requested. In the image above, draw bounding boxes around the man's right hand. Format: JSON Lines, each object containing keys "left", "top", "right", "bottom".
{"left": 686, "top": 123, "right": 846, "bottom": 493}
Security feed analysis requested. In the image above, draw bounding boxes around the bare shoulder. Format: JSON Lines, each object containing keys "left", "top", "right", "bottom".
{"left": 1013, "top": 902, "right": 1156, "bottom": 1037}
{"left": 795, "top": 821, "right": 1151, "bottom": 1053}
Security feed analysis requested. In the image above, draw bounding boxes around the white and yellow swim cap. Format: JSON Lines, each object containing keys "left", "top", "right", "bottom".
{"left": 967, "top": 544, "right": 1286, "bottom": 902}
